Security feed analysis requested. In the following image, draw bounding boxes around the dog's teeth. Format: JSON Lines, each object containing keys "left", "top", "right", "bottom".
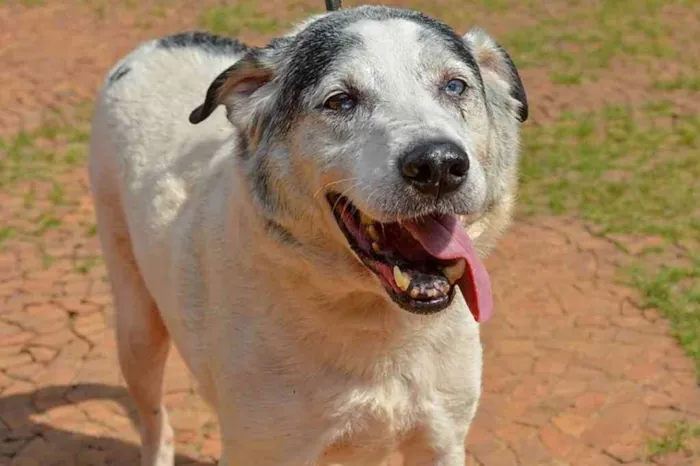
{"left": 367, "top": 224, "right": 380, "bottom": 241}
{"left": 359, "top": 212, "right": 374, "bottom": 225}
{"left": 372, "top": 242, "right": 382, "bottom": 254}
{"left": 393, "top": 266, "right": 411, "bottom": 292}
{"left": 443, "top": 259, "right": 466, "bottom": 285}
{"left": 409, "top": 288, "right": 420, "bottom": 299}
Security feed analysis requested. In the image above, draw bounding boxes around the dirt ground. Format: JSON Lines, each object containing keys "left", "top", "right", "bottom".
{"left": 1, "top": 1, "right": 699, "bottom": 465}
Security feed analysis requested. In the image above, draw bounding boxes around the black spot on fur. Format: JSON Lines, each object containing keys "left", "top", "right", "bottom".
{"left": 236, "top": 131, "right": 251, "bottom": 160}
{"left": 250, "top": 157, "right": 279, "bottom": 214}
{"left": 108, "top": 64, "right": 131, "bottom": 85}
{"left": 158, "top": 31, "right": 249, "bottom": 56}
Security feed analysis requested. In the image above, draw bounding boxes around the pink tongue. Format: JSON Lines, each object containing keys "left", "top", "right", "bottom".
{"left": 402, "top": 216, "right": 493, "bottom": 323}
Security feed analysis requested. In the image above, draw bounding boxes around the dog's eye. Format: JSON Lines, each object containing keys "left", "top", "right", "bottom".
{"left": 444, "top": 79, "right": 467, "bottom": 96}
{"left": 324, "top": 93, "right": 357, "bottom": 112}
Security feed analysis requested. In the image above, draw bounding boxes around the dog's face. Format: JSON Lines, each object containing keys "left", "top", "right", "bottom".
{"left": 190, "top": 6, "right": 527, "bottom": 321}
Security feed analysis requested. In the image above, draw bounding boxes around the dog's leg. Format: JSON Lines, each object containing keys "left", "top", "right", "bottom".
{"left": 95, "top": 203, "right": 174, "bottom": 466}
{"left": 400, "top": 427, "right": 468, "bottom": 466}
{"left": 401, "top": 443, "right": 466, "bottom": 466}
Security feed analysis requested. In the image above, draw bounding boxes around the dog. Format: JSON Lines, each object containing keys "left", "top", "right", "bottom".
{"left": 88, "top": 4, "right": 527, "bottom": 465}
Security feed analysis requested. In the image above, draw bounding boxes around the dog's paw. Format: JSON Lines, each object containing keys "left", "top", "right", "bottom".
{"left": 141, "top": 414, "right": 175, "bottom": 466}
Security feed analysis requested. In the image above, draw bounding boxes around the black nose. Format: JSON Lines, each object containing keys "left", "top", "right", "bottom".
{"left": 399, "top": 140, "right": 470, "bottom": 198}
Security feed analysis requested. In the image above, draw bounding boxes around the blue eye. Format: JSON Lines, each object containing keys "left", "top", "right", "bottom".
{"left": 444, "top": 79, "right": 467, "bottom": 96}
{"left": 324, "top": 93, "right": 357, "bottom": 112}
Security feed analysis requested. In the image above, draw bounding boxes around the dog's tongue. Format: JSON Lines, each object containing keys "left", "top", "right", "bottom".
{"left": 402, "top": 216, "right": 493, "bottom": 322}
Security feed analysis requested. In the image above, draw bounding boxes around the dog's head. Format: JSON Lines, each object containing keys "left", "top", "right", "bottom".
{"left": 190, "top": 6, "right": 527, "bottom": 321}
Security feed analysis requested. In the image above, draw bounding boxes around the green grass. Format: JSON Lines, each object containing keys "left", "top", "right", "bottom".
{"left": 0, "top": 227, "right": 16, "bottom": 247}
{"left": 519, "top": 104, "right": 700, "bottom": 243}
{"left": 0, "top": 113, "right": 90, "bottom": 189}
{"left": 85, "top": 223, "right": 98, "bottom": 237}
{"left": 551, "top": 71, "right": 583, "bottom": 86}
{"left": 631, "top": 260, "right": 700, "bottom": 377}
{"left": 75, "top": 255, "right": 103, "bottom": 275}
{"left": 200, "top": 2, "right": 279, "bottom": 36}
{"left": 654, "top": 75, "right": 700, "bottom": 92}
{"left": 646, "top": 420, "right": 700, "bottom": 460}
{"left": 34, "top": 216, "right": 62, "bottom": 236}
{"left": 19, "top": 0, "right": 45, "bottom": 6}
{"left": 0, "top": 107, "right": 91, "bottom": 249}
{"left": 518, "top": 102, "right": 700, "bottom": 380}
{"left": 477, "top": 0, "right": 511, "bottom": 12}
{"left": 497, "top": 0, "right": 682, "bottom": 82}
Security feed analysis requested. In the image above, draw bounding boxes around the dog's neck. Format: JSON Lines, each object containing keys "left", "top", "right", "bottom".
{"left": 223, "top": 181, "right": 469, "bottom": 378}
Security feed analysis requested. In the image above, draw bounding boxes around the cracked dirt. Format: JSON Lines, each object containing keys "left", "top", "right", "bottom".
{"left": 1, "top": 1, "right": 699, "bottom": 465}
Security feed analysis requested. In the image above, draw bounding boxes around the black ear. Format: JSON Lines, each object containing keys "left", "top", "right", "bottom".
{"left": 464, "top": 28, "right": 528, "bottom": 123}
{"left": 494, "top": 44, "right": 528, "bottom": 122}
{"left": 189, "top": 50, "right": 275, "bottom": 125}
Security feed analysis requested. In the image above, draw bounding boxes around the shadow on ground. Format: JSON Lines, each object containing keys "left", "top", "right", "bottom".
{"left": 0, "top": 384, "right": 215, "bottom": 466}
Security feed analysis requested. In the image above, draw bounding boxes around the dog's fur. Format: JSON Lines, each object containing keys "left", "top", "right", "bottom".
{"left": 88, "top": 6, "right": 527, "bottom": 466}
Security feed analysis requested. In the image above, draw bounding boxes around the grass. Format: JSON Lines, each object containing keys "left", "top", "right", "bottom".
{"left": 199, "top": 2, "right": 279, "bottom": 36}
{"left": 0, "top": 107, "right": 92, "bottom": 250}
{"left": 551, "top": 71, "right": 583, "bottom": 86}
{"left": 519, "top": 104, "right": 700, "bottom": 243}
{"left": 495, "top": 0, "right": 685, "bottom": 82}
{"left": 75, "top": 255, "right": 103, "bottom": 275}
{"left": 0, "top": 227, "right": 16, "bottom": 247}
{"left": 518, "top": 103, "right": 700, "bottom": 382}
{"left": 0, "top": 110, "right": 90, "bottom": 189}
{"left": 654, "top": 75, "right": 700, "bottom": 91}
{"left": 19, "top": 0, "right": 45, "bottom": 6}
{"left": 34, "top": 216, "right": 62, "bottom": 235}
{"left": 646, "top": 420, "right": 700, "bottom": 460}
{"left": 514, "top": 46, "right": 700, "bottom": 447}
{"left": 631, "top": 261, "right": 700, "bottom": 377}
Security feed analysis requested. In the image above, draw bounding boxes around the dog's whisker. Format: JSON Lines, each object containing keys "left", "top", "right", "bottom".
{"left": 314, "top": 177, "right": 361, "bottom": 200}
{"left": 329, "top": 181, "right": 362, "bottom": 215}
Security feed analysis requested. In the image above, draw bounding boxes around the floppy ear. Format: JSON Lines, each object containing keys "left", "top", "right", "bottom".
{"left": 464, "top": 28, "right": 528, "bottom": 123}
{"left": 189, "top": 50, "right": 275, "bottom": 125}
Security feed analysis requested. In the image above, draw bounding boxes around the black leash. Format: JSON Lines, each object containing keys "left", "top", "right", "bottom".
{"left": 325, "top": 0, "right": 342, "bottom": 11}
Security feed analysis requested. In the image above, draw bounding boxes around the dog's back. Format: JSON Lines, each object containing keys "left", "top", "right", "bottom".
{"left": 89, "top": 33, "right": 248, "bottom": 304}
{"left": 90, "top": 32, "right": 248, "bottom": 198}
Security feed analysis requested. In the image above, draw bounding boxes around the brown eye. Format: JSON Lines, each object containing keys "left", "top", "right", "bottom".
{"left": 324, "top": 93, "right": 357, "bottom": 112}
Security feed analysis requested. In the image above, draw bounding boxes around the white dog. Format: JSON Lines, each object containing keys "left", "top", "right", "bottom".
{"left": 88, "top": 4, "right": 528, "bottom": 465}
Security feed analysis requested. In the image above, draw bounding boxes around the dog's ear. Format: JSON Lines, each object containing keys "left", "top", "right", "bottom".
{"left": 189, "top": 49, "right": 276, "bottom": 125}
{"left": 464, "top": 28, "right": 528, "bottom": 123}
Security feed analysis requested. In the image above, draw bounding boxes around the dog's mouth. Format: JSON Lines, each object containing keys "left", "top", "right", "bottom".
{"left": 327, "top": 193, "right": 493, "bottom": 321}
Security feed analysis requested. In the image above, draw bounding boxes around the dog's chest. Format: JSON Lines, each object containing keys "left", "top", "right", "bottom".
{"left": 316, "top": 375, "right": 462, "bottom": 464}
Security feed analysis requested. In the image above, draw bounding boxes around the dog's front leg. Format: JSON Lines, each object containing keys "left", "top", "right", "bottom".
{"left": 400, "top": 426, "right": 468, "bottom": 466}
{"left": 401, "top": 444, "right": 466, "bottom": 466}
{"left": 402, "top": 442, "right": 466, "bottom": 466}
{"left": 434, "top": 444, "right": 466, "bottom": 466}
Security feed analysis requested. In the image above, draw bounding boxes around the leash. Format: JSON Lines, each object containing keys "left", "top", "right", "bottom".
{"left": 325, "top": 0, "right": 342, "bottom": 11}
